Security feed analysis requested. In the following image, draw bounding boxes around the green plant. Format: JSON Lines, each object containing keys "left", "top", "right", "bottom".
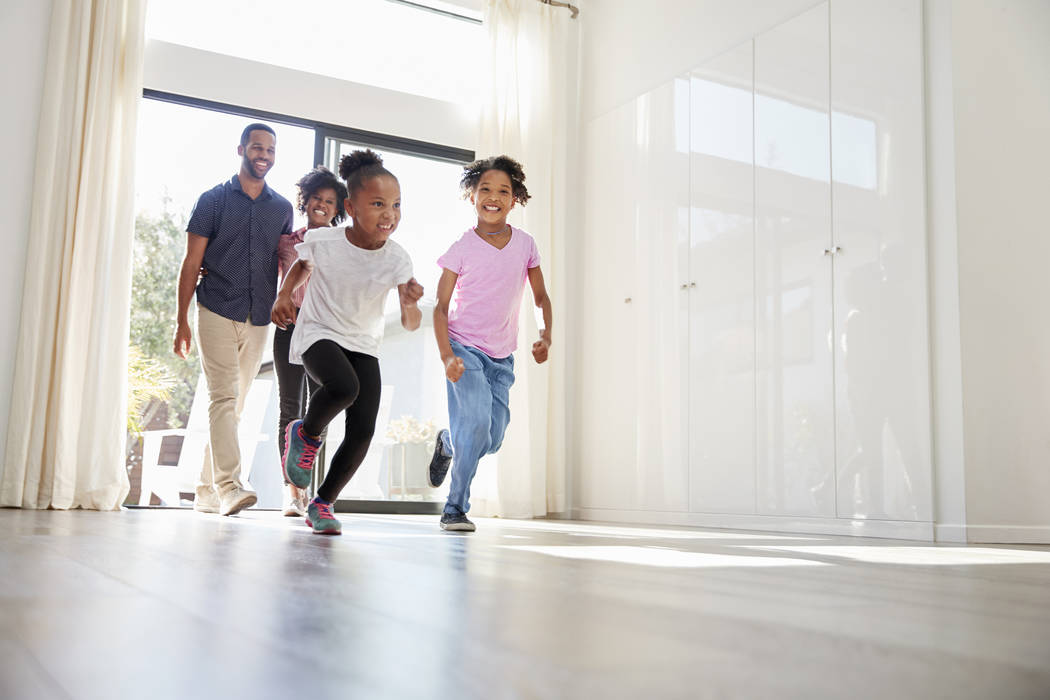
{"left": 127, "top": 344, "right": 175, "bottom": 436}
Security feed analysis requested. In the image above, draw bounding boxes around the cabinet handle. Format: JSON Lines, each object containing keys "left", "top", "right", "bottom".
{"left": 823, "top": 248, "right": 832, "bottom": 256}
{"left": 624, "top": 297, "right": 632, "bottom": 304}
{"left": 680, "top": 284, "right": 688, "bottom": 290}
{"left": 833, "top": 246, "right": 842, "bottom": 254}
{"left": 689, "top": 282, "right": 697, "bottom": 288}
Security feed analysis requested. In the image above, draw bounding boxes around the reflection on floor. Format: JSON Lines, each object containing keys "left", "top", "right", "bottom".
{"left": 1, "top": 509, "right": 1049, "bottom": 699}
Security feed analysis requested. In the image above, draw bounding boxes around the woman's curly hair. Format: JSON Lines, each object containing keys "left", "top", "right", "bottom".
{"left": 339, "top": 149, "right": 397, "bottom": 199}
{"left": 460, "top": 155, "right": 530, "bottom": 205}
{"left": 295, "top": 166, "right": 348, "bottom": 225}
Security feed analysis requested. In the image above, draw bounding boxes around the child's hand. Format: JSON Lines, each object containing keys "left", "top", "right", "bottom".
{"left": 271, "top": 296, "right": 297, "bottom": 330}
{"left": 532, "top": 338, "right": 551, "bottom": 364}
{"left": 444, "top": 355, "right": 465, "bottom": 383}
{"left": 400, "top": 277, "right": 424, "bottom": 305}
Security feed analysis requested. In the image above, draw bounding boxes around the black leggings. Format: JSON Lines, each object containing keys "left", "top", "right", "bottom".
{"left": 273, "top": 322, "right": 320, "bottom": 484}
{"left": 301, "top": 340, "right": 382, "bottom": 503}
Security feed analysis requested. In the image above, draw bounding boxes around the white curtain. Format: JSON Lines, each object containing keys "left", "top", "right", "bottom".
{"left": 0, "top": 0, "right": 146, "bottom": 510}
{"left": 470, "top": 0, "right": 575, "bottom": 518}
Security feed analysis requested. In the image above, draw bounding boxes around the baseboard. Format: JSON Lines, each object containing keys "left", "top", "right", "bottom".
{"left": 964, "top": 525, "right": 1050, "bottom": 544}
{"left": 573, "top": 507, "right": 935, "bottom": 541}
{"left": 933, "top": 523, "right": 968, "bottom": 543}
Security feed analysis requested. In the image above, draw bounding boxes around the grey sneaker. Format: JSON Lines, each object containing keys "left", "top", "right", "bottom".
{"left": 305, "top": 499, "right": 342, "bottom": 535}
{"left": 440, "top": 512, "right": 475, "bottom": 532}
{"left": 219, "top": 487, "right": 257, "bottom": 516}
{"left": 193, "top": 489, "right": 219, "bottom": 514}
{"left": 428, "top": 429, "right": 452, "bottom": 488}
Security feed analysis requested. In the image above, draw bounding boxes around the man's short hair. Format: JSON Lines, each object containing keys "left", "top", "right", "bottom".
{"left": 240, "top": 122, "right": 276, "bottom": 146}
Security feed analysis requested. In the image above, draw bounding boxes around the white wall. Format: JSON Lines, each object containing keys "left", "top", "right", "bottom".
{"left": 0, "top": 0, "right": 52, "bottom": 467}
{"left": 950, "top": 0, "right": 1050, "bottom": 543}
{"left": 143, "top": 41, "right": 477, "bottom": 152}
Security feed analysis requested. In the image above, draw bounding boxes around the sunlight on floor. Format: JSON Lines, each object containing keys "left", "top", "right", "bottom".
{"left": 498, "top": 519, "right": 823, "bottom": 541}
{"left": 732, "top": 545, "right": 1050, "bottom": 565}
{"left": 502, "top": 545, "right": 832, "bottom": 568}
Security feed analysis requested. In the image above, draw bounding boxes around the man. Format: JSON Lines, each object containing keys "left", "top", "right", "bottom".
{"left": 174, "top": 123, "right": 293, "bottom": 516}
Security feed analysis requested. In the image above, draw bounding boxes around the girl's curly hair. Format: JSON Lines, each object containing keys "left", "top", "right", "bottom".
{"left": 295, "top": 166, "right": 348, "bottom": 226}
{"left": 339, "top": 149, "right": 397, "bottom": 199}
{"left": 460, "top": 155, "right": 530, "bottom": 205}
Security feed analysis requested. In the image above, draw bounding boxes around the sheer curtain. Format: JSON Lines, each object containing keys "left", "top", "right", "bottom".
{"left": 469, "top": 0, "right": 575, "bottom": 518}
{"left": 0, "top": 0, "right": 146, "bottom": 510}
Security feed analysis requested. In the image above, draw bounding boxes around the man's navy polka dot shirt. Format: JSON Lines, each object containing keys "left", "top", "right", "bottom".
{"left": 187, "top": 174, "right": 294, "bottom": 326}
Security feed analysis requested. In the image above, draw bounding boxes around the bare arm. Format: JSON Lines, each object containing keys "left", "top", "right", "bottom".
{"left": 433, "top": 268, "right": 464, "bottom": 382}
{"left": 527, "top": 266, "right": 553, "bottom": 364}
{"left": 173, "top": 233, "right": 209, "bottom": 358}
{"left": 271, "top": 259, "right": 313, "bottom": 329}
{"left": 397, "top": 277, "right": 424, "bottom": 331}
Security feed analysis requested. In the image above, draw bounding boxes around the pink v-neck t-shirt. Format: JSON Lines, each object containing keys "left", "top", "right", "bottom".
{"left": 438, "top": 226, "right": 540, "bottom": 359}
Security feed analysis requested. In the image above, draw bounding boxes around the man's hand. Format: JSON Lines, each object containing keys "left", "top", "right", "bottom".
{"left": 532, "top": 337, "right": 551, "bottom": 364}
{"left": 271, "top": 295, "right": 297, "bottom": 330}
{"left": 400, "top": 277, "right": 424, "bottom": 306}
{"left": 444, "top": 355, "right": 465, "bottom": 383}
{"left": 174, "top": 321, "right": 192, "bottom": 359}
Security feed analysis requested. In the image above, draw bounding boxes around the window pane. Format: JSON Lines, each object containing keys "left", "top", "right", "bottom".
{"left": 129, "top": 99, "right": 315, "bottom": 508}
{"left": 145, "top": 0, "right": 484, "bottom": 105}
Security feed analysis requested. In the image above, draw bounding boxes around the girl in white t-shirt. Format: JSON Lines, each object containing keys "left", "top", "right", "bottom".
{"left": 271, "top": 150, "right": 423, "bottom": 535}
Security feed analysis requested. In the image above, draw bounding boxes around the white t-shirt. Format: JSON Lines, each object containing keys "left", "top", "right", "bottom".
{"left": 289, "top": 226, "right": 414, "bottom": 362}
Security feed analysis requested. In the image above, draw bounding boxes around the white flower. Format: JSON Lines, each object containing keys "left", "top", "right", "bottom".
{"left": 385, "top": 415, "right": 438, "bottom": 444}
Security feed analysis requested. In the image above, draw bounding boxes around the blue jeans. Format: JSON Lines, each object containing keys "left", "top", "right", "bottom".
{"left": 444, "top": 339, "right": 515, "bottom": 515}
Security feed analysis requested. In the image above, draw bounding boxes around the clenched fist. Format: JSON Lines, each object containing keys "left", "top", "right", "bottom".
{"left": 532, "top": 338, "right": 551, "bottom": 364}
{"left": 444, "top": 355, "right": 465, "bottom": 383}
{"left": 400, "top": 277, "right": 424, "bottom": 305}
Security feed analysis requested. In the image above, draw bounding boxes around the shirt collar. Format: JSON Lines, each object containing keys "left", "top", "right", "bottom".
{"left": 229, "top": 173, "right": 274, "bottom": 201}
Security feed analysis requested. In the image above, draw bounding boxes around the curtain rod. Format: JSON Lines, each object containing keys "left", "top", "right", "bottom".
{"left": 539, "top": 0, "right": 579, "bottom": 19}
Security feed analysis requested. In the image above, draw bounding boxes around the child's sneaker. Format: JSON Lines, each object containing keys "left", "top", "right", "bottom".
{"left": 306, "top": 498, "right": 341, "bottom": 535}
{"left": 428, "top": 429, "right": 453, "bottom": 488}
{"left": 283, "top": 420, "right": 321, "bottom": 488}
{"left": 440, "top": 511, "right": 475, "bottom": 532}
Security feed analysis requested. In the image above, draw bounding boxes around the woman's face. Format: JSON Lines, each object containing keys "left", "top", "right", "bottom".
{"left": 305, "top": 187, "right": 339, "bottom": 228}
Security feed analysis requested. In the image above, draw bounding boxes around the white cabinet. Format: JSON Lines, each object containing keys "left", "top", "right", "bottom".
{"left": 576, "top": 0, "right": 931, "bottom": 531}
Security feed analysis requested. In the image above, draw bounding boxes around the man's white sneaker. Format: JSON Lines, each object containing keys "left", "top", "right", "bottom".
{"left": 220, "top": 488, "right": 257, "bottom": 516}
{"left": 193, "top": 490, "right": 219, "bottom": 514}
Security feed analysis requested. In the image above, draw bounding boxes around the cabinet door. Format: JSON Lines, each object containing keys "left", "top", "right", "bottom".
{"left": 754, "top": 3, "right": 836, "bottom": 517}
{"left": 632, "top": 79, "right": 691, "bottom": 512}
{"left": 577, "top": 80, "right": 689, "bottom": 513}
{"left": 688, "top": 41, "right": 757, "bottom": 514}
{"left": 831, "top": 0, "right": 932, "bottom": 521}
{"left": 577, "top": 100, "right": 639, "bottom": 511}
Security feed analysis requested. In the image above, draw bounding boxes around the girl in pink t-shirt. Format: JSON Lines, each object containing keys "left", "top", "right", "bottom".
{"left": 430, "top": 156, "right": 554, "bottom": 532}
{"left": 274, "top": 166, "right": 347, "bottom": 517}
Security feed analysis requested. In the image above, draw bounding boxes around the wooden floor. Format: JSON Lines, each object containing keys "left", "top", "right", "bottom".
{"left": 2, "top": 509, "right": 1049, "bottom": 700}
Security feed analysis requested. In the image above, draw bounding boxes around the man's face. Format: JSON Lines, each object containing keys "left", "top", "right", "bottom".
{"left": 238, "top": 130, "right": 276, "bottom": 180}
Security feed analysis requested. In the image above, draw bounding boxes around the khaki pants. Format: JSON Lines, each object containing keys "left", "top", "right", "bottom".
{"left": 195, "top": 304, "right": 268, "bottom": 499}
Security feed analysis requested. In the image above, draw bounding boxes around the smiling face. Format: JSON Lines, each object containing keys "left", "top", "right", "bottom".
{"left": 470, "top": 169, "right": 515, "bottom": 231}
{"left": 345, "top": 175, "right": 401, "bottom": 243}
{"left": 238, "top": 129, "right": 276, "bottom": 181}
{"left": 305, "top": 187, "right": 339, "bottom": 228}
